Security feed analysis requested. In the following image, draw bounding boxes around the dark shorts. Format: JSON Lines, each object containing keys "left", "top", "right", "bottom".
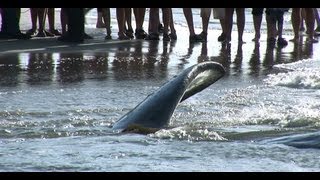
{"left": 97, "top": 8, "right": 102, "bottom": 12}
{"left": 252, "top": 8, "right": 264, "bottom": 16}
{"left": 266, "top": 9, "right": 284, "bottom": 23}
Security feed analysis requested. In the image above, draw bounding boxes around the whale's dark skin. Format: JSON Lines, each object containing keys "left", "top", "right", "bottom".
{"left": 112, "top": 61, "right": 226, "bottom": 133}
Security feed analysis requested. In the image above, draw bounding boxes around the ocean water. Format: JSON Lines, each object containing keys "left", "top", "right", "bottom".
{"left": 0, "top": 8, "right": 320, "bottom": 172}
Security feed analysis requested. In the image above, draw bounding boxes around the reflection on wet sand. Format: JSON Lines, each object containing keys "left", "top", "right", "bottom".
{"left": 263, "top": 44, "right": 275, "bottom": 72}
{"left": 0, "top": 54, "right": 20, "bottom": 86}
{"left": 83, "top": 52, "right": 109, "bottom": 80}
{"left": 208, "top": 43, "right": 231, "bottom": 76}
{"left": 112, "top": 41, "right": 175, "bottom": 81}
{"left": 27, "top": 53, "right": 54, "bottom": 84}
{"left": 0, "top": 38, "right": 318, "bottom": 86}
{"left": 197, "top": 42, "right": 209, "bottom": 63}
{"left": 232, "top": 43, "right": 243, "bottom": 76}
{"left": 112, "top": 45, "right": 135, "bottom": 80}
{"left": 159, "top": 41, "right": 175, "bottom": 67}
{"left": 249, "top": 43, "right": 261, "bottom": 77}
{"left": 290, "top": 39, "right": 314, "bottom": 61}
{"left": 57, "top": 53, "right": 85, "bottom": 83}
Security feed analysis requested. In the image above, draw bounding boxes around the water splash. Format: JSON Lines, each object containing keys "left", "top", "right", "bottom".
{"left": 265, "top": 58, "right": 320, "bottom": 89}
{"left": 149, "top": 126, "right": 227, "bottom": 141}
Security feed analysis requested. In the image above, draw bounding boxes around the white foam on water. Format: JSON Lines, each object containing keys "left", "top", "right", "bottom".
{"left": 149, "top": 126, "right": 227, "bottom": 141}
{"left": 265, "top": 58, "right": 320, "bottom": 89}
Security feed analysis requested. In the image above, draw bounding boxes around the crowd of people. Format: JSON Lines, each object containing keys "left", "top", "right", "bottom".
{"left": 1, "top": 8, "right": 320, "bottom": 47}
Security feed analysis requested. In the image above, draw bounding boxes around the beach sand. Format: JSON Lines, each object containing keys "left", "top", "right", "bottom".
{"left": 1, "top": 8, "right": 320, "bottom": 68}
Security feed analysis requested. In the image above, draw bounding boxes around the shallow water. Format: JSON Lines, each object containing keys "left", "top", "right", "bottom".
{"left": 0, "top": 8, "right": 320, "bottom": 172}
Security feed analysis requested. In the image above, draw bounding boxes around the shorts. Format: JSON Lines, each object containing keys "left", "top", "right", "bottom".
{"left": 213, "top": 8, "right": 225, "bottom": 19}
{"left": 266, "top": 9, "right": 284, "bottom": 23}
{"left": 252, "top": 8, "right": 264, "bottom": 16}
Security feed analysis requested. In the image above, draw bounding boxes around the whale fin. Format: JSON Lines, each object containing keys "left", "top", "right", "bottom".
{"left": 180, "top": 62, "right": 226, "bottom": 102}
{"left": 112, "top": 61, "right": 226, "bottom": 132}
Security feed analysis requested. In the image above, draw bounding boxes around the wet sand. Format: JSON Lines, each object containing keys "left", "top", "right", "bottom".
{"left": 0, "top": 37, "right": 141, "bottom": 54}
{"left": 1, "top": 8, "right": 320, "bottom": 79}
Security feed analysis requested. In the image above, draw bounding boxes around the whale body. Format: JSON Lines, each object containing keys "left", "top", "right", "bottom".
{"left": 112, "top": 61, "right": 226, "bottom": 133}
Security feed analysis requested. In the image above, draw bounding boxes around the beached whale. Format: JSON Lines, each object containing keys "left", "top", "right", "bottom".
{"left": 268, "top": 131, "right": 320, "bottom": 149}
{"left": 112, "top": 61, "right": 226, "bottom": 133}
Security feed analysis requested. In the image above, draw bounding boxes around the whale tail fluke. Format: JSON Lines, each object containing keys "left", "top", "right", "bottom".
{"left": 112, "top": 61, "right": 226, "bottom": 133}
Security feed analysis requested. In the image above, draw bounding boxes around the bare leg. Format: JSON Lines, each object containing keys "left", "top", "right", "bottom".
{"left": 300, "top": 8, "right": 306, "bottom": 31}
{"left": 162, "top": 8, "right": 170, "bottom": 35}
{"left": 291, "top": 8, "right": 301, "bottom": 42}
{"left": 313, "top": 8, "right": 320, "bottom": 31}
{"left": 96, "top": 8, "right": 105, "bottom": 28}
{"left": 277, "top": 16, "right": 284, "bottom": 39}
{"left": 47, "top": 8, "right": 61, "bottom": 35}
{"left": 305, "top": 8, "right": 318, "bottom": 42}
{"left": 145, "top": 8, "right": 160, "bottom": 40}
{"left": 161, "top": 8, "right": 170, "bottom": 41}
{"left": 48, "top": 8, "right": 55, "bottom": 31}
{"left": 30, "top": 8, "right": 38, "bottom": 30}
{"left": 116, "top": 8, "right": 128, "bottom": 40}
{"left": 266, "top": 14, "right": 277, "bottom": 40}
{"left": 101, "top": 8, "right": 111, "bottom": 38}
{"left": 35, "top": 8, "right": 48, "bottom": 37}
{"left": 26, "top": 8, "right": 38, "bottom": 36}
{"left": 217, "top": 18, "right": 226, "bottom": 42}
{"left": 200, "top": 8, "right": 211, "bottom": 40}
{"left": 37, "top": 8, "right": 46, "bottom": 32}
{"left": 276, "top": 13, "right": 288, "bottom": 47}
{"left": 183, "top": 8, "right": 195, "bottom": 36}
{"left": 124, "top": 8, "right": 133, "bottom": 38}
{"left": 60, "top": 8, "right": 68, "bottom": 34}
{"left": 133, "top": 8, "right": 147, "bottom": 39}
{"left": 253, "top": 14, "right": 262, "bottom": 41}
{"left": 125, "top": 8, "right": 133, "bottom": 30}
{"left": 133, "top": 8, "right": 144, "bottom": 30}
{"left": 183, "top": 8, "right": 205, "bottom": 42}
{"left": 225, "top": 8, "right": 234, "bottom": 42}
{"left": 169, "top": 8, "right": 177, "bottom": 40}
{"left": 236, "top": 8, "right": 245, "bottom": 43}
